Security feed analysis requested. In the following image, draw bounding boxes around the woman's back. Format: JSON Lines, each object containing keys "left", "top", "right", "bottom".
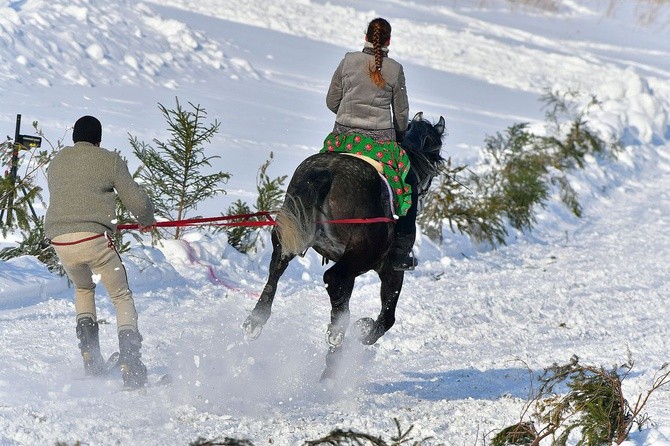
{"left": 326, "top": 50, "right": 407, "bottom": 132}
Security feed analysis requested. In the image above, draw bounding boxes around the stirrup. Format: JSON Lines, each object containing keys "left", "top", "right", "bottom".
{"left": 392, "top": 254, "right": 418, "bottom": 271}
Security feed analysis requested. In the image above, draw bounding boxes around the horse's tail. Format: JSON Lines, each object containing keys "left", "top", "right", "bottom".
{"left": 277, "top": 170, "right": 332, "bottom": 256}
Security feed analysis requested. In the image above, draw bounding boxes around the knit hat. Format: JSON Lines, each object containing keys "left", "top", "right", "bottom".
{"left": 72, "top": 115, "right": 102, "bottom": 144}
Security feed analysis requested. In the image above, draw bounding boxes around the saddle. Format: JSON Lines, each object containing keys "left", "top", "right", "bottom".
{"left": 342, "top": 152, "right": 384, "bottom": 174}
{"left": 341, "top": 152, "right": 395, "bottom": 217}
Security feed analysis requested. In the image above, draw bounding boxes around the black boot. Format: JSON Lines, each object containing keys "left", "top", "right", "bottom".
{"left": 76, "top": 317, "right": 106, "bottom": 376}
{"left": 391, "top": 232, "right": 418, "bottom": 271}
{"left": 392, "top": 169, "right": 419, "bottom": 271}
{"left": 118, "top": 329, "right": 148, "bottom": 388}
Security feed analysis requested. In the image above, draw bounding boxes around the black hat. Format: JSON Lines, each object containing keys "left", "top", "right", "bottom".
{"left": 72, "top": 115, "right": 102, "bottom": 144}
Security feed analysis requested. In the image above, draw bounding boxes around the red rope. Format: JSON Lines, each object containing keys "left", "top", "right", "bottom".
{"left": 116, "top": 211, "right": 394, "bottom": 231}
{"left": 50, "top": 233, "right": 106, "bottom": 246}
{"left": 316, "top": 217, "right": 394, "bottom": 225}
{"left": 116, "top": 211, "right": 275, "bottom": 230}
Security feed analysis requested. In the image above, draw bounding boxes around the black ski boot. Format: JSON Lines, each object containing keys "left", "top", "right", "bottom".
{"left": 76, "top": 317, "right": 106, "bottom": 376}
{"left": 391, "top": 169, "right": 419, "bottom": 271}
{"left": 392, "top": 200, "right": 418, "bottom": 272}
{"left": 391, "top": 233, "right": 418, "bottom": 271}
{"left": 118, "top": 329, "right": 148, "bottom": 389}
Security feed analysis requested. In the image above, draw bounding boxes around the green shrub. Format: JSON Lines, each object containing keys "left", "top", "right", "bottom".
{"left": 305, "top": 418, "right": 437, "bottom": 445}
{"left": 492, "top": 356, "right": 670, "bottom": 445}
{"left": 0, "top": 216, "right": 63, "bottom": 275}
{"left": 218, "top": 152, "right": 287, "bottom": 253}
{"left": 419, "top": 90, "right": 620, "bottom": 246}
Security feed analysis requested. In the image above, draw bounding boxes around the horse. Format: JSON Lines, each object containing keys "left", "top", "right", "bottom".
{"left": 242, "top": 112, "right": 446, "bottom": 379}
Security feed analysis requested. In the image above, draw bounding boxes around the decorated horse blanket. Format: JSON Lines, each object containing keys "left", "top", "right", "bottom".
{"left": 321, "top": 133, "right": 412, "bottom": 216}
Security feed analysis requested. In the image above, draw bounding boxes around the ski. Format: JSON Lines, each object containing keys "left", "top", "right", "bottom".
{"left": 103, "top": 352, "right": 120, "bottom": 374}
{"left": 74, "top": 352, "right": 120, "bottom": 381}
{"left": 153, "top": 373, "right": 172, "bottom": 386}
{"left": 122, "top": 373, "right": 173, "bottom": 392}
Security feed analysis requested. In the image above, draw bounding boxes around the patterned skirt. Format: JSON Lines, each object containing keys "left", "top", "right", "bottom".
{"left": 321, "top": 133, "right": 412, "bottom": 216}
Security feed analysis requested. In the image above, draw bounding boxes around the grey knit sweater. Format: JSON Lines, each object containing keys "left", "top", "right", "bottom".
{"left": 45, "top": 142, "right": 155, "bottom": 239}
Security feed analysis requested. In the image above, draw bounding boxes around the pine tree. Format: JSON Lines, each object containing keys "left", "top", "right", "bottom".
{"left": 112, "top": 159, "right": 144, "bottom": 252}
{"left": 130, "top": 98, "right": 230, "bottom": 239}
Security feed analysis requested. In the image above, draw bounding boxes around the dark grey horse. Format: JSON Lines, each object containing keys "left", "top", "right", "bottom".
{"left": 243, "top": 112, "right": 445, "bottom": 379}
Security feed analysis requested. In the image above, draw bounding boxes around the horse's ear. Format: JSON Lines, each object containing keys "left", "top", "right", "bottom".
{"left": 412, "top": 112, "right": 423, "bottom": 122}
{"left": 435, "top": 116, "right": 445, "bottom": 135}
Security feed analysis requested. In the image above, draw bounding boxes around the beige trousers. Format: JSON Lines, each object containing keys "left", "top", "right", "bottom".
{"left": 52, "top": 232, "right": 138, "bottom": 332}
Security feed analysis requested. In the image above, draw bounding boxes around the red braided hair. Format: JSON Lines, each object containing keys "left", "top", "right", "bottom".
{"left": 366, "top": 18, "right": 391, "bottom": 88}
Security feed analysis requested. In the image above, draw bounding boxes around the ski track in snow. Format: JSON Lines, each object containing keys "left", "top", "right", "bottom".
{"left": 0, "top": 0, "right": 670, "bottom": 444}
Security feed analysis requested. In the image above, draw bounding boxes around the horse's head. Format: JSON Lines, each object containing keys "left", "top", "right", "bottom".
{"left": 401, "top": 112, "right": 446, "bottom": 196}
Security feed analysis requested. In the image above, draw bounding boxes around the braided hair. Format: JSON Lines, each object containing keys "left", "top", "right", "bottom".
{"left": 366, "top": 18, "right": 391, "bottom": 88}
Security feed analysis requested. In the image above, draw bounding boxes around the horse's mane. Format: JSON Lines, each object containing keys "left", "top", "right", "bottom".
{"left": 400, "top": 116, "right": 445, "bottom": 196}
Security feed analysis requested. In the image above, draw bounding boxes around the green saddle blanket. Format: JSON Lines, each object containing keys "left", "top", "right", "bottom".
{"left": 321, "top": 133, "right": 412, "bottom": 216}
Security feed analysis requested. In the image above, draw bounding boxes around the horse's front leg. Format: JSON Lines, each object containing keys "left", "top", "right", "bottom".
{"left": 242, "top": 231, "right": 293, "bottom": 341}
{"left": 354, "top": 266, "right": 404, "bottom": 345}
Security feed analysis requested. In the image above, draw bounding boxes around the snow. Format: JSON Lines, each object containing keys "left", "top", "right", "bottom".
{"left": 1, "top": 0, "right": 670, "bottom": 444}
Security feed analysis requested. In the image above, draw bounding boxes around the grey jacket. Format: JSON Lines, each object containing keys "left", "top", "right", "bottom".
{"left": 45, "top": 141, "right": 155, "bottom": 239}
{"left": 326, "top": 47, "right": 409, "bottom": 139}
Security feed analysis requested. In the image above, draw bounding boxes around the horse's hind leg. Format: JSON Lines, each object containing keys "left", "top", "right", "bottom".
{"left": 242, "top": 230, "right": 294, "bottom": 340}
{"left": 355, "top": 267, "right": 404, "bottom": 345}
{"left": 322, "top": 261, "right": 356, "bottom": 349}
{"left": 319, "top": 261, "right": 356, "bottom": 381}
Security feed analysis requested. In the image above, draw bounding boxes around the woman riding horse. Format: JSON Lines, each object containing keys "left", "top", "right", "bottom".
{"left": 324, "top": 17, "right": 418, "bottom": 271}
{"left": 242, "top": 18, "right": 445, "bottom": 379}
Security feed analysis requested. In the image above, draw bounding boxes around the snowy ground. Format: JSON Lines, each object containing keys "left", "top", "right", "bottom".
{"left": 1, "top": 0, "right": 669, "bottom": 444}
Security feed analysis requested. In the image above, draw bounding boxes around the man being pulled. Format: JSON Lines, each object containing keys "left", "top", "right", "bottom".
{"left": 45, "top": 115, "right": 156, "bottom": 388}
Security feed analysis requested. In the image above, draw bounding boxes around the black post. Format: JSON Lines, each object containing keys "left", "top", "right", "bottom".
{"left": 10, "top": 114, "right": 21, "bottom": 185}
{"left": 0, "top": 114, "right": 23, "bottom": 225}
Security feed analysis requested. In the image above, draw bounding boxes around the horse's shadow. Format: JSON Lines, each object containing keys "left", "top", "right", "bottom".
{"left": 366, "top": 367, "right": 540, "bottom": 401}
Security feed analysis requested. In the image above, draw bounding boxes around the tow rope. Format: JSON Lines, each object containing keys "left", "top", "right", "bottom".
{"left": 116, "top": 211, "right": 394, "bottom": 231}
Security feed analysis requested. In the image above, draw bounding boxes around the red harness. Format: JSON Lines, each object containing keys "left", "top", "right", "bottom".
{"left": 50, "top": 232, "right": 113, "bottom": 248}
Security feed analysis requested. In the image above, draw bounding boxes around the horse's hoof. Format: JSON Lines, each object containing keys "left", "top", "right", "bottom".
{"left": 319, "top": 367, "right": 336, "bottom": 383}
{"left": 353, "top": 317, "right": 375, "bottom": 339}
{"left": 353, "top": 317, "right": 382, "bottom": 345}
{"left": 320, "top": 347, "right": 342, "bottom": 382}
{"left": 326, "top": 324, "right": 345, "bottom": 348}
{"left": 242, "top": 316, "right": 264, "bottom": 341}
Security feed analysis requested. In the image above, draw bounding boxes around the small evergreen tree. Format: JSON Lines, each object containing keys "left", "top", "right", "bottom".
{"left": 0, "top": 122, "right": 64, "bottom": 272}
{"left": 255, "top": 152, "right": 287, "bottom": 214}
{"left": 130, "top": 98, "right": 230, "bottom": 240}
{"left": 0, "top": 122, "right": 59, "bottom": 237}
{"left": 219, "top": 152, "right": 287, "bottom": 253}
{"left": 418, "top": 89, "right": 620, "bottom": 247}
{"left": 112, "top": 160, "right": 146, "bottom": 253}
{"left": 419, "top": 124, "right": 551, "bottom": 246}
{"left": 223, "top": 199, "right": 254, "bottom": 252}
{"left": 417, "top": 159, "right": 494, "bottom": 244}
